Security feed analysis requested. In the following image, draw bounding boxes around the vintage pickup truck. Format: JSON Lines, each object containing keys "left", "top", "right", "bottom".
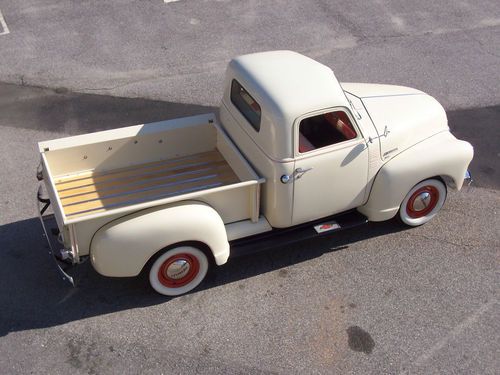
{"left": 37, "top": 51, "right": 473, "bottom": 295}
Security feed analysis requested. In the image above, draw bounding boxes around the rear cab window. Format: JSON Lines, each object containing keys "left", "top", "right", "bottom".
{"left": 230, "top": 80, "right": 261, "bottom": 132}
{"left": 298, "top": 110, "right": 358, "bottom": 153}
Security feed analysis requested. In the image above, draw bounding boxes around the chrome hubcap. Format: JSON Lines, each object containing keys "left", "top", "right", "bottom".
{"left": 412, "top": 192, "right": 431, "bottom": 212}
{"left": 166, "top": 259, "right": 190, "bottom": 280}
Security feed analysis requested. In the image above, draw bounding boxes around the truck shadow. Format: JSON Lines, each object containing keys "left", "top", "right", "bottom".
{"left": 0, "top": 216, "right": 404, "bottom": 337}
{"left": 0, "top": 81, "right": 217, "bottom": 134}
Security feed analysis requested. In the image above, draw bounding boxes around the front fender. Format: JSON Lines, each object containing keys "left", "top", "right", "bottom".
{"left": 90, "top": 201, "right": 229, "bottom": 277}
{"left": 358, "top": 131, "right": 473, "bottom": 222}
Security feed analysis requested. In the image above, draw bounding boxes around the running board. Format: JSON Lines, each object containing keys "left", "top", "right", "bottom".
{"left": 229, "top": 210, "right": 368, "bottom": 258}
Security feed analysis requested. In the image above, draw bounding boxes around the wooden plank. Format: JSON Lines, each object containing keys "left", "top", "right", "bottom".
{"left": 63, "top": 170, "right": 238, "bottom": 216}
{"left": 55, "top": 149, "right": 221, "bottom": 183}
{"left": 58, "top": 160, "right": 229, "bottom": 198}
{"left": 54, "top": 150, "right": 223, "bottom": 188}
{"left": 60, "top": 163, "right": 235, "bottom": 205}
{"left": 53, "top": 149, "right": 241, "bottom": 218}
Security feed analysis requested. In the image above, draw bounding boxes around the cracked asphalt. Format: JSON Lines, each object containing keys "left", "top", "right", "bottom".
{"left": 0, "top": 1, "right": 499, "bottom": 374}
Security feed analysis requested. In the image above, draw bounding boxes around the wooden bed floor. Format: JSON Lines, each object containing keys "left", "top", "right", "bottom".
{"left": 54, "top": 150, "right": 239, "bottom": 219}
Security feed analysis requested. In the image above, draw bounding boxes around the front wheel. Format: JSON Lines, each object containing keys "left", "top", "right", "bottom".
{"left": 398, "top": 179, "right": 447, "bottom": 227}
{"left": 149, "top": 246, "right": 209, "bottom": 296}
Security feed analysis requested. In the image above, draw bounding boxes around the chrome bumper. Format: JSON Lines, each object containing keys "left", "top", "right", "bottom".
{"left": 464, "top": 170, "right": 473, "bottom": 186}
{"left": 36, "top": 184, "right": 75, "bottom": 286}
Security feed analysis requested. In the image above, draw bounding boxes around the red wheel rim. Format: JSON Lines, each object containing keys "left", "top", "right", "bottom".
{"left": 406, "top": 185, "right": 439, "bottom": 218}
{"left": 157, "top": 253, "right": 200, "bottom": 288}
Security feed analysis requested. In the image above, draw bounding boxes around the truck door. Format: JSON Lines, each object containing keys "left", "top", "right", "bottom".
{"left": 292, "top": 109, "right": 369, "bottom": 225}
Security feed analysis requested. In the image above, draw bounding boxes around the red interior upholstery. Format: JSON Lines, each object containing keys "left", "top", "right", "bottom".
{"left": 324, "top": 112, "right": 357, "bottom": 140}
{"left": 336, "top": 119, "right": 357, "bottom": 140}
{"left": 299, "top": 132, "right": 315, "bottom": 153}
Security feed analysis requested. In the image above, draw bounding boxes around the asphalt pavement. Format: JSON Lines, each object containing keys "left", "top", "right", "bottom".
{"left": 0, "top": 1, "right": 499, "bottom": 374}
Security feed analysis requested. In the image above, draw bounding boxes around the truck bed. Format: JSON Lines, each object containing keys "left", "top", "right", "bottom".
{"left": 54, "top": 150, "right": 239, "bottom": 219}
{"left": 39, "top": 114, "right": 264, "bottom": 237}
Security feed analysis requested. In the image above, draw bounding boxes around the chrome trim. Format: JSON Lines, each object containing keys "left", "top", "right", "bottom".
{"left": 464, "top": 170, "right": 473, "bottom": 192}
{"left": 280, "top": 174, "right": 291, "bottom": 184}
{"left": 59, "top": 165, "right": 220, "bottom": 198}
{"left": 63, "top": 173, "right": 220, "bottom": 207}
{"left": 464, "top": 170, "right": 473, "bottom": 186}
{"left": 166, "top": 260, "right": 190, "bottom": 280}
{"left": 65, "top": 182, "right": 222, "bottom": 217}
{"left": 295, "top": 167, "right": 313, "bottom": 179}
{"left": 280, "top": 167, "right": 313, "bottom": 183}
{"left": 55, "top": 154, "right": 213, "bottom": 186}
{"left": 368, "top": 125, "right": 391, "bottom": 143}
{"left": 412, "top": 192, "right": 431, "bottom": 211}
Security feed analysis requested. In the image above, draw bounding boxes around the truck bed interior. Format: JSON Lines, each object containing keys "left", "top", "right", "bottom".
{"left": 54, "top": 150, "right": 239, "bottom": 219}
{"left": 39, "top": 115, "right": 262, "bottom": 224}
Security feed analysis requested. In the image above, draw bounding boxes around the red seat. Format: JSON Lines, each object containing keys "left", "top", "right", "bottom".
{"left": 299, "top": 132, "right": 315, "bottom": 153}
{"left": 324, "top": 112, "right": 357, "bottom": 140}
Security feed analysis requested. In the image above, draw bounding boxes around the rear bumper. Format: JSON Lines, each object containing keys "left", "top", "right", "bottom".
{"left": 37, "top": 184, "right": 75, "bottom": 286}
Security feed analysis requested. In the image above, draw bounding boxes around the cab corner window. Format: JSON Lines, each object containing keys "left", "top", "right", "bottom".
{"left": 298, "top": 111, "right": 357, "bottom": 153}
{"left": 230, "top": 80, "right": 261, "bottom": 132}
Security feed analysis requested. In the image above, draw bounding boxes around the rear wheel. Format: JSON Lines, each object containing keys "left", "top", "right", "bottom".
{"left": 149, "top": 246, "right": 209, "bottom": 296}
{"left": 399, "top": 179, "right": 447, "bottom": 227}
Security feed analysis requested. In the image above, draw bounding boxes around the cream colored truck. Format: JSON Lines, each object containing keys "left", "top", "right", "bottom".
{"left": 37, "top": 51, "right": 473, "bottom": 295}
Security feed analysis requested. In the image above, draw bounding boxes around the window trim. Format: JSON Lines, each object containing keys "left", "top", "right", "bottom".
{"left": 230, "top": 79, "right": 261, "bottom": 132}
{"left": 294, "top": 107, "right": 363, "bottom": 158}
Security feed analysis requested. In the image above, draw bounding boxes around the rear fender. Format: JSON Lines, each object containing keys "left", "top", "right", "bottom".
{"left": 90, "top": 201, "right": 229, "bottom": 277}
{"left": 358, "top": 131, "right": 473, "bottom": 222}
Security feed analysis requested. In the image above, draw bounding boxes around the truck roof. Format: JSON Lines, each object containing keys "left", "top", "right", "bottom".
{"left": 229, "top": 50, "right": 348, "bottom": 126}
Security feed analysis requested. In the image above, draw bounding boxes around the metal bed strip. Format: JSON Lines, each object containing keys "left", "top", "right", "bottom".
{"left": 65, "top": 182, "right": 222, "bottom": 217}
{"left": 59, "top": 165, "right": 227, "bottom": 199}
{"left": 54, "top": 151, "right": 218, "bottom": 184}
{"left": 56, "top": 158, "right": 224, "bottom": 192}
{"left": 62, "top": 173, "right": 221, "bottom": 207}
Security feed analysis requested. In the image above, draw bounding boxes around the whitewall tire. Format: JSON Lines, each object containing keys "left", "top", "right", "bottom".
{"left": 399, "top": 179, "right": 447, "bottom": 227}
{"left": 149, "top": 246, "right": 209, "bottom": 296}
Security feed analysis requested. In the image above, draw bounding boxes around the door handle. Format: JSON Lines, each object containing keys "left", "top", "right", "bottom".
{"left": 295, "top": 167, "right": 313, "bottom": 179}
{"left": 280, "top": 167, "right": 313, "bottom": 183}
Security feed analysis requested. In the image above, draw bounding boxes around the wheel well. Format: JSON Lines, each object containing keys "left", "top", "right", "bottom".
{"left": 439, "top": 175, "right": 457, "bottom": 190}
{"left": 139, "top": 241, "right": 215, "bottom": 276}
{"left": 429, "top": 175, "right": 449, "bottom": 193}
{"left": 411, "top": 176, "right": 447, "bottom": 190}
{"left": 424, "top": 175, "right": 446, "bottom": 184}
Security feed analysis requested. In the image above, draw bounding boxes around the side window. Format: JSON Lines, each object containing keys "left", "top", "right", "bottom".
{"left": 298, "top": 111, "right": 357, "bottom": 153}
{"left": 230, "top": 80, "right": 261, "bottom": 131}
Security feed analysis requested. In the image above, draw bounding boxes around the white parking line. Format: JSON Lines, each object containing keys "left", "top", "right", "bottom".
{"left": 0, "top": 9, "right": 10, "bottom": 36}
{"left": 401, "top": 298, "right": 497, "bottom": 373}
{"left": 164, "top": 0, "right": 181, "bottom": 3}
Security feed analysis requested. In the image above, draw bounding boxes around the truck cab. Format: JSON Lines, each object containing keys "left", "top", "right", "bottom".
{"left": 220, "top": 50, "right": 375, "bottom": 227}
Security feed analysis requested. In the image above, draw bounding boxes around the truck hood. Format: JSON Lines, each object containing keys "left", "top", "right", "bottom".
{"left": 341, "top": 82, "right": 424, "bottom": 98}
{"left": 342, "top": 83, "right": 449, "bottom": 160}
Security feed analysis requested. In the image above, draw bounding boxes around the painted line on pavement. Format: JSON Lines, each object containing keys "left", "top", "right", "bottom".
{"left": 400, "top": 298, "right": 497, "bottom": 373}
{"left": 0, "top": 9, "right": 10, "bottom": 36}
